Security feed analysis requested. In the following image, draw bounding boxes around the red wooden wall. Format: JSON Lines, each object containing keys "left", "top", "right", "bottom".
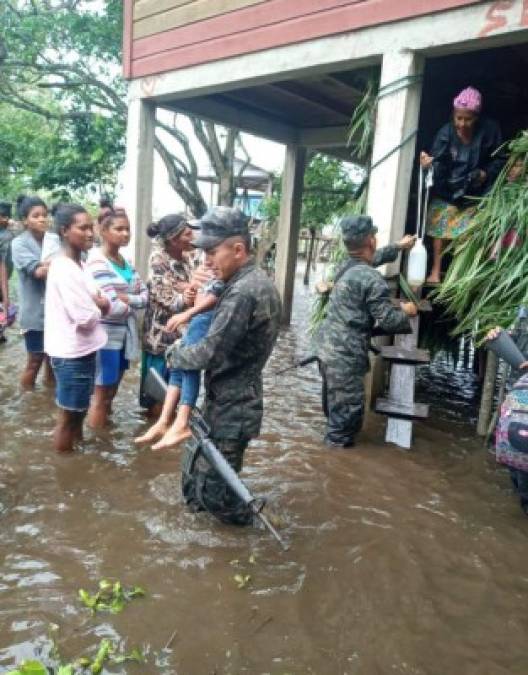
{"left": 123, "top": 0, "right": 484, "bottom": 80}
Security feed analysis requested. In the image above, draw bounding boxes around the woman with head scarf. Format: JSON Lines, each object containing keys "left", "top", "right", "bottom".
{"left": 420, "top": 86, "right": 505, "bottom": 283}
{"left": 139, "top": 213, "right": 197, "bottom": 415}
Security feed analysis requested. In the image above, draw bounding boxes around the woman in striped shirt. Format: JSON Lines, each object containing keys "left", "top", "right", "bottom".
{"left": 86, "top": 209, "right": 148, "bottom": 428}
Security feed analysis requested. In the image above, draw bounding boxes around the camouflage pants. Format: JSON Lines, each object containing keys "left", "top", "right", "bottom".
{"left": 181, "top": 437, "right": 253, "bottom": 526}
{"left": 321, "top": 363, "right": 364, "bottom": 446}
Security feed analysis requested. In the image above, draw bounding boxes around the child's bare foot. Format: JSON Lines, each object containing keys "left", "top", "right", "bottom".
{"left": 134, "top": 421, "right": 169, "bottom": 445}
{"left": 152, "top": 426, "right": 192, "bottom": 451}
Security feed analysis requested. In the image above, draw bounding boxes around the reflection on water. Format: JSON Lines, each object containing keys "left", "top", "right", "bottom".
{"left": 1, "top": 269, "right": 527, "bottom": 674}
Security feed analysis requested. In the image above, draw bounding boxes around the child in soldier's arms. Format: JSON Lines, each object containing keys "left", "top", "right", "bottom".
{"left": 135, "top": 275, "right": 224, "bottom": 450}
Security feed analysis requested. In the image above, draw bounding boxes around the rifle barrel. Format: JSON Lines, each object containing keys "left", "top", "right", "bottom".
{"left": 253, "top": 507, "right": 290, "bottom": 551}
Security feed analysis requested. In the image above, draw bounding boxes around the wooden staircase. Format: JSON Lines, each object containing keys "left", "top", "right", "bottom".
{"left": 374, "top": 301, "right": 431, "bottom": 449}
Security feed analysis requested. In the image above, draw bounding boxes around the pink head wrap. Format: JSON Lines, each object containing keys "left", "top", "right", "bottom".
{"left": 453, "top": 86, "right": 482, "bottom": 113}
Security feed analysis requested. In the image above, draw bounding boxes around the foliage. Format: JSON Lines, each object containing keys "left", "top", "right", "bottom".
{"left": 0, "top": 1, "right": 249, "bottom": 213}
{"left": 6, "top": 640, "right": 145, "bottom": 675}
{"left": 434, "top": 131, "right": 528, "bottom": 342}
{"left": 302, "top": 155, "right": 360, "bottom": 228}
{"left": 0, "top": 1, "right": 126, "bottom": 196}
{"left": 309, "top": 191, "right": 367, "bottom": 333}
{"left": 7, "top": 661, "right": 48, "bottom": 675}
{"left": 78, "top": 579, "right": 145, "bottom": 614}
{"left": 347, "top": 76, "right": 379, "bottom": 163}
{"left": 0, "top": 100, "right": 57, "bottom": 199}
{"left": 259, "top": 154, "right": 359, "bottom": 229}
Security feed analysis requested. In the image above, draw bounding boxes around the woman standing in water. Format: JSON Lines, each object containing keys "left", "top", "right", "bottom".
{"left": 11, "top": 195, "right": 54, "bottom": 388}
{"left": 44, "top": 204, "right": 109, "bottom": 452}
{"left": 420, "top": 86, "right": 504, "bottom": 283}
{"left": 87, "top": 209, "right": 148, "bottom": 428}
{"left": 138, "top": 214, "right": 197, "bottom": 416}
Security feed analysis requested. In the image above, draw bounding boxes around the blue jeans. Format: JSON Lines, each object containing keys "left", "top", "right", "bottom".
{"left": 51, "top": 352, "right": 96, "bottom": 411}
{"left": 169, "top": 311, "right": 213, "bottom": 406}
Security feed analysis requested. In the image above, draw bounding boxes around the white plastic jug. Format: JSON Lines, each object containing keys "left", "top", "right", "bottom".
{"left": 407, "top": 238, "right": 427, "bottom": 287}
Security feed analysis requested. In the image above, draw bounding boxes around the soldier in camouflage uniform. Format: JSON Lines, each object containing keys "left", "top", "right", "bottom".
{"left": 169, "top": 207, "right": 281, "bottom": 525}
{"left": 315, "top": 215, "right": 417, "bottom": 447}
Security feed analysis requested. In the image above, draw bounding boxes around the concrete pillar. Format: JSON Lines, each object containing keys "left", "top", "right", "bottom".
{"left": 123, "top": 96, "right": 156, "bottom": 279}
{"left": 274, "top": 145, "right": 306, "bottom": 324}
{"left": 367, "top": 50, "right": 424, "bottom": 275}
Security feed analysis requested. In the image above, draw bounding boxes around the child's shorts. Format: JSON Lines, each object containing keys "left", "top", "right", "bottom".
{"left": 23, "top": 330, "right": 44, "bottom": 354}
{"left": 51, "top": 353, "right": 96, "bottom": 411}
{"left": 95, "top": 348, "right": 129, "bottom": 386}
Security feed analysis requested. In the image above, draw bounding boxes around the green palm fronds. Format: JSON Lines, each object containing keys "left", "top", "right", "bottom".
{"left": 434, "top": 131, "right": 528, "bottom": 343}
{"left": 347, "top": 77, "right": 379, "bottom": 162}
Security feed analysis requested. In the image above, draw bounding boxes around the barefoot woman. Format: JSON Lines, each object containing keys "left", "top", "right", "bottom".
{"left": 420, "top": 86, "right": 504, "bottom": 283}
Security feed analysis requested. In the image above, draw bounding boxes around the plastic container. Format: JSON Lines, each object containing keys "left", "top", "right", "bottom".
{"left": 406, "top": 238, "right": 427, "bottom": 287}
{"left": 487, "top": 331, "right": 527, "bottom": 370}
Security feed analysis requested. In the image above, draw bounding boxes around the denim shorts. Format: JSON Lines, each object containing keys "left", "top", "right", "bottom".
{"left": 51, "top": 353, "right": 96, "bottom": 412}
{"left": 95, "top": 347, "right": 129, "bottom": 386}
{"left": 24, "top": 330, "right": 44, "bottom": 354}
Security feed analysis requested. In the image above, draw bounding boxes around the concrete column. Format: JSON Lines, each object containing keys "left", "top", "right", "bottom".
{"left": 367, "top": 50, "right": 424, "bottom": 275}
{"left": 274, "top": 145, "right": 306, "bottom": 324}
{"left": 123, "top": 96, "right": 156, "bottom": 279}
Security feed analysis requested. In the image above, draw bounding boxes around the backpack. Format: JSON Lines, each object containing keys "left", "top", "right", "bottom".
{"left": 496, "top": 373, "right": 528, "bottom": 471}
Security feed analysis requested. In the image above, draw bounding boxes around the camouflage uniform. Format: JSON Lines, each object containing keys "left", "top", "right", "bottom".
{"left": 170, "top": 207, "right": 281, "bottom": 525}
{"left": 315, "top": 216, "right": 411, "bottom": 447}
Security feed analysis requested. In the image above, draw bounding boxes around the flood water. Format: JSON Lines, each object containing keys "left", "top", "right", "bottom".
{"left": 1, "top": 270, "right": 527, "bottom": 675}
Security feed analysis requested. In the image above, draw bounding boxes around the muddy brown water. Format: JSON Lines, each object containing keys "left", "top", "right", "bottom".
{"left": 1, "top": 274, "right": 527, "bottom": 675}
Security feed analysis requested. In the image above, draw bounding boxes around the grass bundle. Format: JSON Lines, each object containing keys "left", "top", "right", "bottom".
{"left": 309, "top": 192, "right": 367, "bottom": 334}
{"left": 434, "top": 131, "right": 528, "bottom": 343}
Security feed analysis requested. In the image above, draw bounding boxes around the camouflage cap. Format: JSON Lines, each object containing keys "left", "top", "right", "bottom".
{"left": 193, "top": 206, "right": 249, "bottom": 250}
{"left": 340, "top": 214, "right": 377, "bottom": 242}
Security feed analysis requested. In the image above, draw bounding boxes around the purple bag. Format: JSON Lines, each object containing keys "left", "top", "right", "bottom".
{"left": 496, "top": 373, "right": 528, "bottom": 472}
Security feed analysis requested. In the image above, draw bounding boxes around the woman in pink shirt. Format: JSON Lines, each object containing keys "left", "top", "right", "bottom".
{"left": 44, "top": 204, "right": 110, "bottom": 452}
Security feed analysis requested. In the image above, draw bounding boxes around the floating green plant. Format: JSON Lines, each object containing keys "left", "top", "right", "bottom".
{"left": 78, "top": 579, "right": 145, "bottom": 614}
{"left": 6, "top": 640, "right": 145, "bottom": 675}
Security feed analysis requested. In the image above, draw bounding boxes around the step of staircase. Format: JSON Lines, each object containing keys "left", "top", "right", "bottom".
{"left": 375, "top": 398, "right": 429, "bottom": 421}
{"left": 380, "top": 346, "right": 431, "bottom": 365}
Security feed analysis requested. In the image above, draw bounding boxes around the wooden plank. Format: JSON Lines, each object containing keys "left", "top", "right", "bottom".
{"left": 298, "top": 125, "right": 349, "bottom": 147}
{"left": 134, "top": 0, "right": 266, "bottom": 40}
{"left": 131, "top": 0, "right": 482, "bottom": 79}
{"left": 275, "top": 146, "right": 306, "bottom": 324}
{"left": 385, "top": 314, "right": 419, "bottom": 448}
{"left": 162, "top": 96, "right": 297, "bottom": 145}
{"left": 134, "top": 0, "right": 194, "bottom": 22}
{"left": 133, "top": 0, "right": 361, "bottom": 58}
{"left": 375, "top": 398, "right": 429, "bottom": 420}
{"left": 381, "top": 346, "right": 430, "bottom": 365}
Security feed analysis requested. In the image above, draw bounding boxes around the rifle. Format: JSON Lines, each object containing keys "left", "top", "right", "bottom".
{"left": 273, "top": 343, "right": 383, "bottom": 377}
{"left": 144, "top": 368, "right": 289, "bottom": 551}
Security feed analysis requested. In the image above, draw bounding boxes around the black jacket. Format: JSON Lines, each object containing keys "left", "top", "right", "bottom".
{"left": 430, "top": 117, "right": 504, "bottom": 204}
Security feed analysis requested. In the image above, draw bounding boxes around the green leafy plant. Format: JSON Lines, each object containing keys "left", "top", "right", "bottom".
{"left": 434, "top": 131, "right": 528, "bottom": 342}
{"left": 6, "top": 640, "right": 144, "bottom": 675}
{"left": 347, "top": 76, "right": 379, "bottom": 163}
{"left": 78, "top": 579, "right": 145, "bottom": 614}
{"left": 7, "top": 661, "right": 49, "bottom": 675}
{"left": 309, "top": 191, "right": 367, "bottom": 333}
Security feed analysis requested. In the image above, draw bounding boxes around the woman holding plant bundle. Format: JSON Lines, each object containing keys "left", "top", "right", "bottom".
{"left": 420, "top": 86, "right": 505, "bottom": 283}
